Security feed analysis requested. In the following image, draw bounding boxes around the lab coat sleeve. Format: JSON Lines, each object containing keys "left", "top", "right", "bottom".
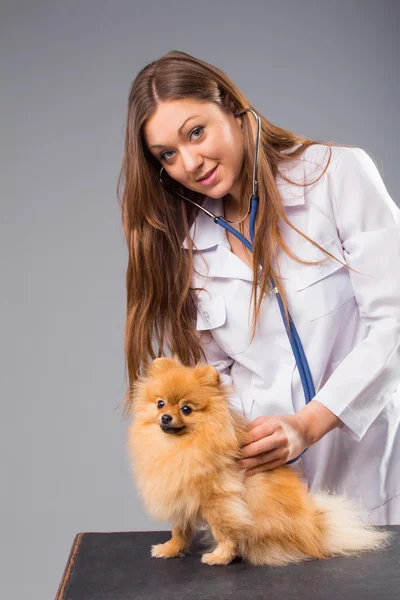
{"left": 312, "top": 147, "right": 400, "bottom": 441}
{"left": 197, "top": 331, "right": 244, "bottom": 414}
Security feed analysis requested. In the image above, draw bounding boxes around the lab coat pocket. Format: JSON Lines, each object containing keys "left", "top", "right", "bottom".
{"left": 295, "top": 238, "right": 355, "bottom": 321}
{"left": 196, "top": 292, "right": 251, "bottom": 355}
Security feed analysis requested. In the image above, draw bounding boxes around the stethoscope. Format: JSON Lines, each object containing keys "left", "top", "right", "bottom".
{"left": 159, "top": 108, "right": 315, "bottom": 465}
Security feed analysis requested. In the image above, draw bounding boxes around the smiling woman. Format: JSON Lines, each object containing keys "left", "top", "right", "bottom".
{"left": 118, "top": 49, "right": 348, "bottom": 404}
{"left": 118, "top": 49, "right": 400, "bottom": 526}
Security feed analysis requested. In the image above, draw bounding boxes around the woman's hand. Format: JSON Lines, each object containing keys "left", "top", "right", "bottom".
{"left": 237, "top": 414, "right": 309, "bottom": 476}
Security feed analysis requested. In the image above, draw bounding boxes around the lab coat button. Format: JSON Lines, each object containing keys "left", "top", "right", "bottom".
{"left": 203, "top": 311, "right": 210, "bottom": 320}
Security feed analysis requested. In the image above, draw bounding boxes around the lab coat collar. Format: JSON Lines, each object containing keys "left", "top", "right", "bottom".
{"left": 181, "top": 196, "right": 229, "bottom": 251}
{"left": 181, "top": 196, "right": 254, "bottom": 281}
{"left": 276, "top": 152, "right": 307, "bottom": 208}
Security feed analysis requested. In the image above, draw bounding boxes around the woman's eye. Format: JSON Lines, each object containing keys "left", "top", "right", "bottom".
{"left": 189, "top": 125, "right": 204, "bottom": 141}
{"left": 159, "top": 126, "right": 204, "bottom": 162}
{"left": 160, "top": 150, "right": 174, "bottom": 161}
{"left": 181, "top": 406, "right": 192, "bottom": 416}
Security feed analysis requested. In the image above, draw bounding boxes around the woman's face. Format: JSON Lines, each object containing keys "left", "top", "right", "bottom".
{"left": 143, "top": 98, "right": 244, "bottom": 203}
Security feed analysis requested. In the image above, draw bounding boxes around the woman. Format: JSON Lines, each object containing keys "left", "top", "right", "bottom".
{"left": 118, "top": 50, "right": 400, "bottom": 525}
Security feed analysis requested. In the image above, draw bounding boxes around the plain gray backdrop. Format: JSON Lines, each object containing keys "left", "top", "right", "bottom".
{"left": 1, "top": 0, "right": 398, "bottom": 598}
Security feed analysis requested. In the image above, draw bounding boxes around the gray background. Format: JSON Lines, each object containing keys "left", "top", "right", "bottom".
{"left": 1, "top": 0, "right": 398, "bottom": 598}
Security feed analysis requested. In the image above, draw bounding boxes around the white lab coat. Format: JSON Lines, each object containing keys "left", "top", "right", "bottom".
{"left": 182, "top": 144, "right": 400, "bottom": 525}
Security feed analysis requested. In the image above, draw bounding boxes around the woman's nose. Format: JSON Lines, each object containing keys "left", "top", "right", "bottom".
{"left": 181, "top": 149, "right": 203, "bottom": 174}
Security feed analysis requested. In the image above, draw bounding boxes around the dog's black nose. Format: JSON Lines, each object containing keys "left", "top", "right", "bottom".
{"left": 161, "top": 414, "right": 172, "bottom": 425}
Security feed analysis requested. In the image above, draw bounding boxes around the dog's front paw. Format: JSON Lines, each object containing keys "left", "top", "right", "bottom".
{"left": 201, "top": 549, "right": 234, "bottom": 566}
{"left": 151, "top": 541, "right": 186, "bottom": 559}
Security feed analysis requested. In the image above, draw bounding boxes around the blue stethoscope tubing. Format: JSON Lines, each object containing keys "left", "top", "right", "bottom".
{"left": 159, "top": 107, "right": 315, "bottom": 465}
{"left": 215, "top": 198, "right": 314, "bottom": 465}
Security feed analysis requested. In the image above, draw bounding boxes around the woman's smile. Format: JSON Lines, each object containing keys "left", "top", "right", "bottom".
{"left": 196, "top": 164, "right": 219, "bottom": 185}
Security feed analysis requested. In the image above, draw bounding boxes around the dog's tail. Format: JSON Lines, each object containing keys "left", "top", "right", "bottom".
{"left": 312, "top": 490, "right": 394, "bottom": 556}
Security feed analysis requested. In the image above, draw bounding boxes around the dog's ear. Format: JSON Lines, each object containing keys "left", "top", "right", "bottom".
{"left": 148, "top": 355, "right": 181, "bottom": 377}
{"left": 194, "top": 364, "right": 221, "bottom": 387}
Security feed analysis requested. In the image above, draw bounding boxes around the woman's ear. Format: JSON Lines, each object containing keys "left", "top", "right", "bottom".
{"left": 231, "top": 102, "right": 243, "bottom": 130}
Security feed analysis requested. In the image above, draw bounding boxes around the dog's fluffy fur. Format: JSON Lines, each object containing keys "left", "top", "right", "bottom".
{"left": 127, "top": 356, "right": 392, "bottom": 566}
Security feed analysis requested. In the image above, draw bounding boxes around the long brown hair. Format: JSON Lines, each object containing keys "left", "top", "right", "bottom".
{"left": 117, "top": 50, "right": 354, "bottom": 419}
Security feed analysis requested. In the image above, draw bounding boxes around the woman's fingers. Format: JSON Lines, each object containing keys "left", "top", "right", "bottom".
{"left": 241, "top": 430, "right": 287, "bottom": 459}
{"left": 238, "top": 446, "right": 285, "bottom": 470}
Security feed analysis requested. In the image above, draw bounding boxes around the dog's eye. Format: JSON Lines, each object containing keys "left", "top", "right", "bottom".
{"left": 181, "top": 406, "right": 192, "bottom": 416}
{"left": 157, "top": 400, "right": 165, "bottom": 409}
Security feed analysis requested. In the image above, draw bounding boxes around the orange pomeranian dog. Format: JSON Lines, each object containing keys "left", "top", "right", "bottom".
{"left": 127, "top": 355, "right": 392, "bottom": 566}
